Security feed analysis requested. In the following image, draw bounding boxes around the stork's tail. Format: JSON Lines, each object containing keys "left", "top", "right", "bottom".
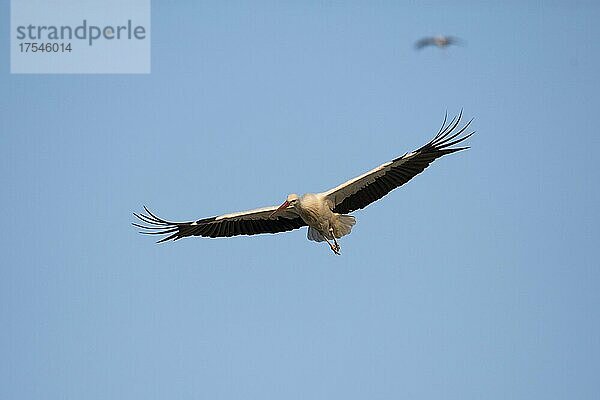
{"left": 333, "top": 214, "right": 356, "bottom": 238}
{"left": 306, "top": 215, "right": 356, "bottom": 242}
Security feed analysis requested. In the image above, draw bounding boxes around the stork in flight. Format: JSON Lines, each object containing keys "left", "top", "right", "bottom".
{"left": 134, "top": 112, "right": 474, "bottom": 255}
{"left": 415, "top": 35, "right": 462, "bottom": 50}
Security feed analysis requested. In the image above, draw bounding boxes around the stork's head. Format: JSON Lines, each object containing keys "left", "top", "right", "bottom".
{"left": 269, "top": 193, "right": 299, "bottom": 218}
{"left": 286, "top": 193, "right": 299, "bottom": 204}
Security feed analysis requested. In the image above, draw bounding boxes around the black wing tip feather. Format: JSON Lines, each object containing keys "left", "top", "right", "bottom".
{"left": 132, "top": 206, "right": 191, "bottom": 243}
{"left": 392, "top": 111, "right": 474, "bottom": 162}
{"left": 427, "top": 111, "right": 474, "bottom": 152}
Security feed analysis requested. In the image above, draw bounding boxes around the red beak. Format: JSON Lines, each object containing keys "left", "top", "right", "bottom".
{"left": 269, "top": 200, "right": 289, "bottom": 218}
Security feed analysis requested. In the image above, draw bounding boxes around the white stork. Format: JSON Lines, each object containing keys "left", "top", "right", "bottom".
{"left": 134, "top": 112, "right": 474, "bottom": 255}
{"left": 415, "top": 35, "right": 462, "bottom": 50}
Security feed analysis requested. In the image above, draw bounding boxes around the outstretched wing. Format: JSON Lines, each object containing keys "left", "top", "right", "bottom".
{"left": 444, "top": 36, "right": 463, "bottom": 46}
{"left": 323, "top": 111, "right": 474, "bottom": 215}
{"left": 133, "top": 204, "right": 306, "bottom": 243}
{"left": 414, "top": 37, "right": 435, "bottom": 49}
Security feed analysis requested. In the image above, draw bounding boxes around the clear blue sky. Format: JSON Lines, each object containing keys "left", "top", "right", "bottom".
{"left": 2, "top": 2, "right": 600, "bottom": 399}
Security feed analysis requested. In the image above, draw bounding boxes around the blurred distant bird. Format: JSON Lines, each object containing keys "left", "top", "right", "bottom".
{"left": 134, "top": 112, "right": 474, "bottom": 255}
{"left": 415, "top": 35, "right": 462, "bottom": 50}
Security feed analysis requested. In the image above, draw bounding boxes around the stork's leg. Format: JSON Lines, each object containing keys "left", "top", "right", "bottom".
{"left": 329, "top": 228, "right": 341, "bottom": 253}
{"left": 323, "top": 234, "right": 340, "bottom": 255}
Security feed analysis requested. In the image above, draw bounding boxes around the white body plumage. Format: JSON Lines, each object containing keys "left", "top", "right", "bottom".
{"left": 291, "top": 193, "right": 356, "bottom": 244}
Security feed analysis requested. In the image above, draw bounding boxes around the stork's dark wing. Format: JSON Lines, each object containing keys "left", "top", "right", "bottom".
{"left": 445, "top": 36, "right": 463, "bottom": 46}
{"left": 133, "top": 204, "right": 306, "bottom": 243}
{"left": 323, "top": 112, "right": 474, "bottom": 215}
{"left": 414, "top": 37, "right": 435, "bottom": 49}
